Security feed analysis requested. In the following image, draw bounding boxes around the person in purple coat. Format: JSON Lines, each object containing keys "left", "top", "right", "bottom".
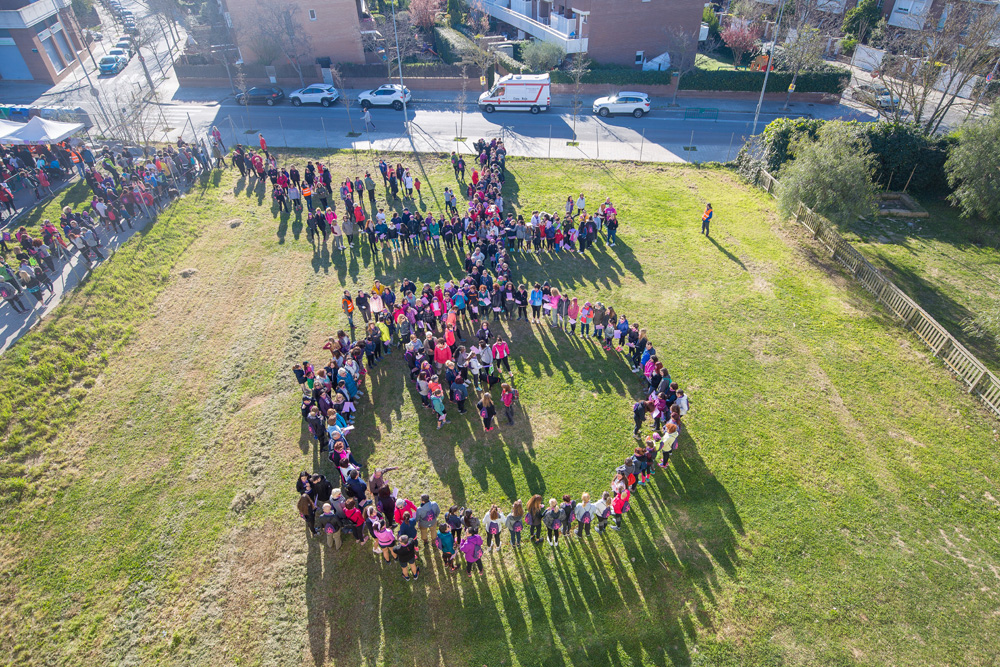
{"left": 459, "top": 526, "right": 484, "bottom": 576}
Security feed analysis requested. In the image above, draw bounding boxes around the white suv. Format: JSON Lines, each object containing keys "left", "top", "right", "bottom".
{"left": 289, "top": 84, "right": 340, "bottom": 107}
{"left": 358, "top": 84, "right": 412, "bottom": 111}
{"left": 592, "top": 92, "right": 651, "bottom": 118}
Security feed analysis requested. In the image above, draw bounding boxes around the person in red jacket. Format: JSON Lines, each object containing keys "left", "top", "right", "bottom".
{"left": 611, "top": 482, "right": 630, "bottom": 530}
{"left": 259, "top": 132, "right": 268, "bottom": 155}
{"left": 433, "top": 337, "right": 452, "bottom": 371}
{"left": 394, "top": 497, "right": 418, "bottom": 525}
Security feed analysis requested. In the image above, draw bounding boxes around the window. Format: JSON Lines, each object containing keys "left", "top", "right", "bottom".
{"left": 635, "top": 51, "right": 644, "bottom": 65}
{"left": 309, "top": 9, "right": 317, "bottom": 20}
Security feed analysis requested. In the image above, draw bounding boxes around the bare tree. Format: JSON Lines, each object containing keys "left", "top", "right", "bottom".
{"left": 663, "top": 26, "right": 701, "bottom": 106}
{"left": 239, "top": 0, "right": 313, "bottom": 86}
{"left": 568, "top": 53, "right": 591, "bottom": 142}
{"left": 779, "top": 25, "right": 826, "bottom": 108}
{"left": 146, "top": 0, "right": 181, "bottom": 46}
{"left": 130, "top": 18, "right": 162, "bottom": 93}
{"left": 360, "top": 11, "right": 422, "bottom": 79}
{"left": 464, "top": 0, "right": 497, "bottom": 85}
{"left": 875, "top": 4, "right": 1000, "bottom": 133}
{"left": 329, "top": 65, "right": 358, "bottom": 136}
{"left": 409, "top": 0, "right": 444, "bottom": 31}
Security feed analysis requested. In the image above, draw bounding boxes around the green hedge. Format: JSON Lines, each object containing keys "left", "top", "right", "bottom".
{"left": 747, "top": 117, "right": 954, "bottom": 195}
{"left": 433, "top": 27, "right": 458, "bottom": 64}
{"left": 680, "top": 68, "right": 851, "bottom": 94}
{"left": 545, "top": 66, "right": 850, "bottom": 94}
{"left": 549, "top": 69, "right": 675, "bottom": 85}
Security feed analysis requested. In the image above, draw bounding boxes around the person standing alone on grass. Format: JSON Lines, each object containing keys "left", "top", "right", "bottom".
{"left": 702, "top": 203, "right": 712, "bottom": 236}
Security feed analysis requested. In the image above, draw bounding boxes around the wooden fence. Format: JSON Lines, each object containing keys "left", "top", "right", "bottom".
{"left": 750, "top": 167, "right": 1000, "bottom": 420}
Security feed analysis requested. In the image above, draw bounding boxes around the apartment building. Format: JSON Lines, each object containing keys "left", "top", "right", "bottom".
{"left": 0, "top": 0, "right": 84, "bottom": 83}
{"left": 479, "top": 0, "right": 705, "bottom": 67}
{"left": 219, "top": 0, "right": 365, "bottom": 67}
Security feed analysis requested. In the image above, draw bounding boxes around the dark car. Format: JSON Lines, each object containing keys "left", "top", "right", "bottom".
{"left": 235, "top": 87, "right": 285, "bottom": 106}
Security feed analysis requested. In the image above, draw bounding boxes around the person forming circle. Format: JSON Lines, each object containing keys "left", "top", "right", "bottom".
{"left": 701, "top": 203, "right": 712, "bottom": 236}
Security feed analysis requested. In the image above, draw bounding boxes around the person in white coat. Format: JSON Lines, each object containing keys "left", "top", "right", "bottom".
{"left": 482, "top": 504, "right": 507, "bottom": 553}
{"left": 574, "top": 492, "right": 598, "bottom": 538}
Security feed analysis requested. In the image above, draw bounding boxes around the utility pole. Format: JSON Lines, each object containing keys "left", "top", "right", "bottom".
{"left": 390, "top": 0, "right": 409, "bottom": 134}
{"left": 752, "top": 0, "right": 787, "bottom": 136}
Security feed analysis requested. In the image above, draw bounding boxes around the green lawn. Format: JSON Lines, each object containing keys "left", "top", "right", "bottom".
{"left": 695, "top": 53, "right": 736, "bottom": 71}
{"left": 1, "top": 154, "right": 999, "bottom": 667}
{"left": 842, "top": 199, "right": 1000, "bottom": 368}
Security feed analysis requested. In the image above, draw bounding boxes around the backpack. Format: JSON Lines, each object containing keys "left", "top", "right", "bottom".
{"left": 488, "top": 521, "right": 499, "bottom": 535}
{"left": 512, "top": 517, "right": 523, "bottom": 533}
{"left": 552, "top": 518, "right": 561, "bottom": 532}
{"left": 600, "top": 506, "right": 611, "bottom": 520}
{"left": 424, "top": 509, "right": 437, "bottom": 525}
{"left": 622, "top": 498, "right": 631, "bottom": 513}
{"left": 480, "top": 407, "right": 489, "bottom": 419}
{"left": 471, "top": 542, "right": 482, "bottom": 560}
{"left": 324, "top": 523, "right": 336, "bottom": 534}
{"left": 580, "top": 511, "right": 591, "bottom": 525}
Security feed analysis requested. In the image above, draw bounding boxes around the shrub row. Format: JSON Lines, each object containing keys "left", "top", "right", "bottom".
{"left": 680, "top": 68, "right": 851, "bottom": 94}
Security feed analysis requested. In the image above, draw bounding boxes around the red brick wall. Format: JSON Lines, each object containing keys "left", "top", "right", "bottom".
{"left": 585, "top": 0, "right": 704, "bottom": 67}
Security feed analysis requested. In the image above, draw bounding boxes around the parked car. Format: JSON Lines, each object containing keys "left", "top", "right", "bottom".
{"left": 289, "top": 84, "right": 340, "bottom": 107}
{"left": 235, "top": 87, "right": 285, "bottom": 106}
{"left": 99, "top": 54, "right": 127, "bottom": 75}
{"left": 592, "top": 91, "right": 650, "bottom": 118}
{"left": 852, "top": 84, "right": 900, "bottom": 110}
{"left": 114, "top": 40, "right": 133, "bottom": 57}
{"left": 124, "top": 25, "right": 139, "bottom": 35}
{"left": 358, "top": 84, "right": 411, "bottom": 110}
{"left": 108, "top": 47, "right": 131, "bottom": 61}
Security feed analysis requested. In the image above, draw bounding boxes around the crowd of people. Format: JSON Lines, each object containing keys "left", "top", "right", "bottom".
{"left": 291, "top": 152, "right": 691, "bottom": 579}
{"left": 0, "top": 140, "right": 207, "bottom": 315}
{"left": 225, "top": 136, "right": 619, "bottom": 259}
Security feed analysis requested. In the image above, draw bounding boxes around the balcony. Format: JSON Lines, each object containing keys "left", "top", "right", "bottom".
{"left": 480, "top": 0, "right": 588, "bottom": 54}
{"left": 0, "top": 0, "right": 69, "bottom": 29}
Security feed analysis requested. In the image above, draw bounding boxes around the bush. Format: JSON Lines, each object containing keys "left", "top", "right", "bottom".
{"left": 946, "top": 104, "right": 1000, "bottom": 224}
{"left": 703, "top": 5, "right": 720, "bottom": 39}
{"left": 840, "top": 37, "right": 858, "bottom": 56}
{"left": 777, "top": 123, "right": 878, "bottom": 225}
{"left": 746, "top": 117, "right": 953, "bottom": 196}
{"left": 521, "top": 40, "right": 565, "bottom": 71}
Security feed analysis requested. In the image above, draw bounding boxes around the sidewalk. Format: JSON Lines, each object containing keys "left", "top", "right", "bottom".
{"left": 0, "top": 210, "right": 154, "bottom": 354}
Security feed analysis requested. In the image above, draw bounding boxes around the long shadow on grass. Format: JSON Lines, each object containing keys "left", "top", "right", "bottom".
{"left": 304, "top": 390, "right": 742, "bottom": 667}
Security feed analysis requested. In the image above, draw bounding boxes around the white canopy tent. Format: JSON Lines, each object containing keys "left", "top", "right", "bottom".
{"left": 0, "top": 116, "right": 84, "bottom": 145}
{"left": 0, "top": 119, "right": 24, "bottom": 143}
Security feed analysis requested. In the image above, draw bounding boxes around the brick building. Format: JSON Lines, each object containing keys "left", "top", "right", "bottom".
{"left": 0, "top": 0, "right": 84, "bottom": 84}
{"left": 479, "top": 0, "right": 706, "bottom": 67}
{"left": 219, "top": 0, "right": 366, "bottom": 67}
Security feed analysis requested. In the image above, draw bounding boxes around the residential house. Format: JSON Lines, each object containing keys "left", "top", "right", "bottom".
{"left": 478, "top": 0, "right": 705, "bottom": 67}
{"left": 0, "top": 0, "right": 84, "bottom": 83}
{"left": 219, "top": 0, "right": 366, "bottom": 67}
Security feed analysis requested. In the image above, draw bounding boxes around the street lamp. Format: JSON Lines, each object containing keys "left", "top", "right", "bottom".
{"left": 389, "top": 0, "right": 409, "bottom": 133}
{"left": 752, "top": 0, "right": 788, "bottom": 136}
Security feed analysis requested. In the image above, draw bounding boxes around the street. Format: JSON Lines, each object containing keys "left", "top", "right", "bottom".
{"left": 0, "top": 0, "right": 882, "bottom": 164}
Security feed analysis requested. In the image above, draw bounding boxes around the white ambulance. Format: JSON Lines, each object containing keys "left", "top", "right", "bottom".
{"left": 478, "top": 73, "right": 551, "bottom": 114}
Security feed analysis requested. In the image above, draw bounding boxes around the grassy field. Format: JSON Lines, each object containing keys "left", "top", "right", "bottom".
{"left": 1, "top": 152, "right": 999, "bottom": 667}
{"left": 842, "top": 200, "right": 1000, "bottom": 368}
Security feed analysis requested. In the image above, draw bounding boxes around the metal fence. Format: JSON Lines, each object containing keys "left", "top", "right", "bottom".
{"left": 750, "top": 167, "right": 1000, "bottom": 420}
